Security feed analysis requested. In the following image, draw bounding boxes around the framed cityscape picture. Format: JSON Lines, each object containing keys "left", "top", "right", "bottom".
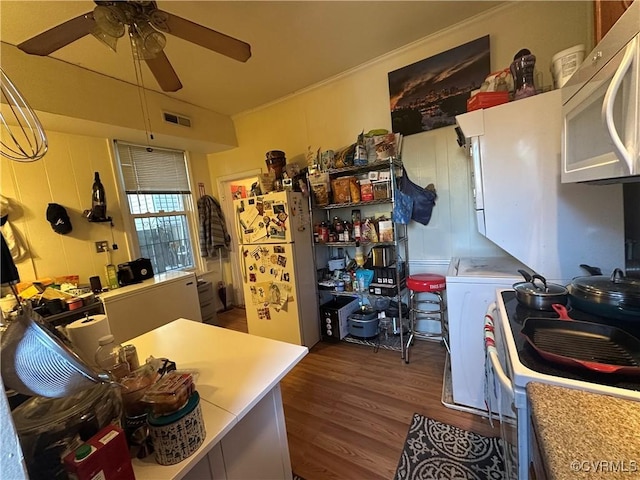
{"left": 389, "top": 35, "right": 490, "bottom": 135}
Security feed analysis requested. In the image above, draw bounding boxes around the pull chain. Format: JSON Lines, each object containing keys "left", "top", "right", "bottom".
{"left": 130, "top": 33, "right": 154, "bottom": 145}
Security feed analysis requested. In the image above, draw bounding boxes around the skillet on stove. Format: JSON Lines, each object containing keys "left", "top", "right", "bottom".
{"left": 520, "top": 304, "right": 640, "bottom": 375}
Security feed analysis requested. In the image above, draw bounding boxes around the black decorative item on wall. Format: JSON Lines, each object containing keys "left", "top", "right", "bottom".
{"left": 388, "top": 35, "right": 491, "bottom": 136}
{"left": 46, "top": 203, "right": 73, "bottom": 235}
{"left": 85, "top": 171, "right": 113, "bottom": 224}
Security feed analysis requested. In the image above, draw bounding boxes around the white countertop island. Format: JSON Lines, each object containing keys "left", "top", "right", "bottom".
{"left": 126, "top": 319, "right": 308, "bottom": 480}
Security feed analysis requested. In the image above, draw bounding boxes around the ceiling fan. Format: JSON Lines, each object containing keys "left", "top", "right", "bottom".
{"left": 17, "top": 0, "right": 252, "bottom": 92}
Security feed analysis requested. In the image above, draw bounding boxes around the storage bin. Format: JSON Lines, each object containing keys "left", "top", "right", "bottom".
{"left": 148, "top": 391, "right": 205, "bottom": 466}
{"left": 551, "top": 44, "right": 585, "bottom": 88}
{"left": 372, "top": 180, "right": 390, "bottom": 200}
{"left": 467, "top": 91, "right": 510, "bottom": 111}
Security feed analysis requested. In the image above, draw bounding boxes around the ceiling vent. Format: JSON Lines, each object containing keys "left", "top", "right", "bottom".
{"left": 163, "top": 112, "right": 192, "bottom": 127}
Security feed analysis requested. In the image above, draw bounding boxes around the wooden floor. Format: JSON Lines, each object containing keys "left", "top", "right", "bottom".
{"left": 216, "top": 307, "right": 500, "bottom": 480}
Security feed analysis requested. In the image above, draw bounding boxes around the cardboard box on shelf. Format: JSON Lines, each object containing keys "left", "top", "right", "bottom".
{"left": 378, "top": 220, "right": 394, "bottom": 242}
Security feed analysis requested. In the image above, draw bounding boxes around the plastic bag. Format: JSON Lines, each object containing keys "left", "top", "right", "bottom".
{"left": 392, "top": 187, "right": 413, "bottom": 225}
{"left": 398, "top": 166, "right": 437, "bottom": 225}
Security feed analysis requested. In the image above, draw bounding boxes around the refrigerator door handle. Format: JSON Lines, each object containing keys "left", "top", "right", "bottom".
{"left": 236, "top": 207, "right": 244, "bottom": 245}
{"left": 241, "top": 246, "right": 248, "bottom": 282}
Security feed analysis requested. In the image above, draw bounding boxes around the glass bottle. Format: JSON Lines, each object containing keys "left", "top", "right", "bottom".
{"left": 319, "top": 221, "right": 329, "bottom": 243}
{"left": 352, "top": 210, "right": 362, "bottom": 242}
{"left": 510, "top": 49, "right": 537, "bottom": 100}
{"left": 95, "top": 334, "right": 129, "bottom": 379}
{"left": 342, "top": 220, "right": 351, "bottom": 242}
{"left": 91, "top": 171, "right": 107, "bottom": 221}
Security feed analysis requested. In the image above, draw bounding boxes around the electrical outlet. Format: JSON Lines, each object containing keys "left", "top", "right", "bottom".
{"left": 95, "top": 241, "right": 109, "bottom": 253}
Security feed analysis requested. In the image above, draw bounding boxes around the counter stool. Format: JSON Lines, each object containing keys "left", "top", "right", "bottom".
{"left": 405, "top": 273, "right": 448, "bottom": 363}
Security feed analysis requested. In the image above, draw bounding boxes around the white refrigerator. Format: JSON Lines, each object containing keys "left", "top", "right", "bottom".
{"left": 234, "top": 191, "right": 320, "bottom": 347}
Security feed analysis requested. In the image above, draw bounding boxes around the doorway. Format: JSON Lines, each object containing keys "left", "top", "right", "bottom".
{"left": 217, "top": 169, "right": 260, "bottom": 307}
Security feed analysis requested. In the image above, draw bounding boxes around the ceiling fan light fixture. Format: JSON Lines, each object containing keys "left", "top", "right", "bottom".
{"left": 148, "top": 9, "right": 169, "bottom": 33}
{"left": 91, "top": 27, "right": 119, "bottom": 52}
{"left": 93, "top": 5, "right": 126, "bottom": 38}
{"left": 133, "top": 19, "right": 166, "bottom": 56}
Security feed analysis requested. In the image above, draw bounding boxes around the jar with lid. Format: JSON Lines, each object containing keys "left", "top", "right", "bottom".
{"left": 319, "top": 222, "right": 329, "bottom": 243}
{"left": 95, "top": 334, "right": 130, "bottom": 379}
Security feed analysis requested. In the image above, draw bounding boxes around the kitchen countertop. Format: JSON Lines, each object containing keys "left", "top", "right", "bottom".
{"left": 126, "top": 319, "right": 308, "bottom": 479}
{"left": 527, "top": 382, "right": 640, "bottom": 479}
{"left": 98, "top": 270, "right": 196, "bottom": 300}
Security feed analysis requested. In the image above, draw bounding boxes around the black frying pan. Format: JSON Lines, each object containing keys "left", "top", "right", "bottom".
{"left": 520, "top": 304, "right": 640, "bottom": 375}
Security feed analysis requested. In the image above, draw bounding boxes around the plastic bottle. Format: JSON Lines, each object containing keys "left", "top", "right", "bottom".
{"left": 91, "top": 171, "right": 107, "bottom": 221}
{"left": 95, "top": 334, "right": 129, "bottom": 379}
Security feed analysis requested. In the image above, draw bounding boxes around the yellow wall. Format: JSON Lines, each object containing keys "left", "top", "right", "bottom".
{"left": 0, "top": 130, "right": 215, "bottom": 287}
{"left": 0, "top": 1, "right": 593, "bottom": 285}
{"left": 206, "top": 1, "right": 592, "bottom": 264}
{"left": 1, "top": 43, "right": 238, "bottom": 154}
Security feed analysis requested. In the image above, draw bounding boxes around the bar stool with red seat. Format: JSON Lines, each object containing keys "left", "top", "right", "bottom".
{"left": 405, "top": 273, "right": 448, "bottom": 363}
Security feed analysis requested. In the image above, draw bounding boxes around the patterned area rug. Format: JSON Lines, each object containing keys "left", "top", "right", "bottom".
{"left": 395, "top": 413, "right": 512, "bottom": 480}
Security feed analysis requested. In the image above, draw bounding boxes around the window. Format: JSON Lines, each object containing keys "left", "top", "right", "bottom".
{"left": 114, "top": 141, "right": 195, "bottom": 274}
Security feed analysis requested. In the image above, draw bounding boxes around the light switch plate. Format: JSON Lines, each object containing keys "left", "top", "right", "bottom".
{"left": 95, "top": 241, "right": 109, "bottom": 253}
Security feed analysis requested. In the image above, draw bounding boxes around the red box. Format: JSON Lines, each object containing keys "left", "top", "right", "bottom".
{"left": 63, "top": 425, "right": 134, "bottom": 480}
{"left": 466, "top": 91, "right": 510, "bottom": 111}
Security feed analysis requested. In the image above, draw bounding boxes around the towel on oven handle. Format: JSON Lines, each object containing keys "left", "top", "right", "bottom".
{"left": 484, "top": 310, "right": 497, "bottom": 428}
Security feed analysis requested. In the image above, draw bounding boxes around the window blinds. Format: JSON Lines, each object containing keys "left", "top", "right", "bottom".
{"left": 116, "top": 141, "right": 190, "bottom": 194}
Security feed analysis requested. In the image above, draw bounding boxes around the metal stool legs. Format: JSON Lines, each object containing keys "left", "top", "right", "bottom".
{"left": 406, "top": 289, "right": 448, "bottom": 363}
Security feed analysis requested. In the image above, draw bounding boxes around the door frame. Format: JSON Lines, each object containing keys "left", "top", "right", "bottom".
{"left": 216, "top": 169, "right": 261, "bottom": 307}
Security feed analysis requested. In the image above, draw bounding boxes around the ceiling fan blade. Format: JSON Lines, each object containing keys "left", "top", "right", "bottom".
{"left": 145, "top": 52, "right": 183, "bottom": 92}
{"left": 18, "top": 12, "right": 96, "bottom": 56}
{"left": 162, "top": 11, "right": 251, "bottom": 63}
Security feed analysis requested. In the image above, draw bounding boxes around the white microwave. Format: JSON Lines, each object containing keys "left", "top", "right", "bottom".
{"left": 561, "top": 1, "right": 639, "bottom": 184}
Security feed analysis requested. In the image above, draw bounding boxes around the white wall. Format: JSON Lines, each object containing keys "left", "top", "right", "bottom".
{"left": 207, "top": 1, "right": 593, "bottom": 272}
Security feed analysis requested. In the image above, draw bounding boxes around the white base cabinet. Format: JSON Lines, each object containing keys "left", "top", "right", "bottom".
{"left": 100, "top": 271, "right": 202, "bottom": 343}
{"left": 185, "top": 386, "right": 292, "bottom": 480}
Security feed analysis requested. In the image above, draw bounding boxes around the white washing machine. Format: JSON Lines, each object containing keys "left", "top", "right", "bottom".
{"left": 445, "top": 256, "right": 528, "bottom": 417}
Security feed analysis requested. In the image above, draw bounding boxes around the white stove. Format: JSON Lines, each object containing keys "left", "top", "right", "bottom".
{"left": 488, "top": 289, "right": 640, "bottom": 479}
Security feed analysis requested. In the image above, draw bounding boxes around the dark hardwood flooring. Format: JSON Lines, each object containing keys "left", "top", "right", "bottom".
{"left": 216, "top": 307, "right": 500, "bottom": 480}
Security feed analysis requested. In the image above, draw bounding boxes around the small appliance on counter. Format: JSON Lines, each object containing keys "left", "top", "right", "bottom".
{"left": 117, "top": 258, "right": 154, "bottom": 286}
